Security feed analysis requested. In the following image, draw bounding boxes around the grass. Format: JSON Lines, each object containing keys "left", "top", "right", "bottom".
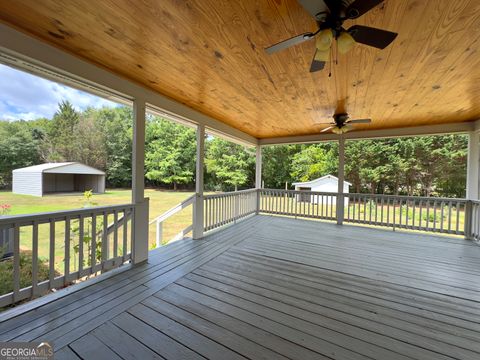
{"left": 0, "top": 189, "right": 196, "bottom": 275}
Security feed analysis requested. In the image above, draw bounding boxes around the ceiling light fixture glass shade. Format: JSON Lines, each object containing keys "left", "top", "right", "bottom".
{"left": 316, "top": 29, "right": 333, "bottom": 51}
{"left": 337, "top": 32, "right": 356, "bottom": 54}
{"left": 314, "top": 48, "right": 330, "bottom": 62}
{"left": 331, "top": 124, "right": 353, "bottom": 134}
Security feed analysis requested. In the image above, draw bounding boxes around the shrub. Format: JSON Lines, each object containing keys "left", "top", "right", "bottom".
{"left": 0, "top": 249, "right": 50, "bottom": 297}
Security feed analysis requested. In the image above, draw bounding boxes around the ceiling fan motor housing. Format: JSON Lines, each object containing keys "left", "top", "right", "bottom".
{"left": 334, "top": 113, "right": 350, "bottom": 127}
{"left": 341, "top": 0, "right": 360, "bottom": 18}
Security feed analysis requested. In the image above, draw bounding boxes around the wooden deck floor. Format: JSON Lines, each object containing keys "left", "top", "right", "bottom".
{"left": 1, "top": 215, "right": 480, "bottom": 359}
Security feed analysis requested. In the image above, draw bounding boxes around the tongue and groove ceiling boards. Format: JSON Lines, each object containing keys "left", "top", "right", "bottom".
{"left": 0, "top": 0, "right": 479, "bottom": 139}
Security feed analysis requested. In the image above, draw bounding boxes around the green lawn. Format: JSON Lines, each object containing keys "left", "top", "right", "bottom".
{"left": 0, "top": 189, "right": 196, "bottom": 274}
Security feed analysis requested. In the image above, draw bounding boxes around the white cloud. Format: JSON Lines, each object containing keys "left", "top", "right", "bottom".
{"left": 0, "top": 64, "right": 118, "bottom": 120}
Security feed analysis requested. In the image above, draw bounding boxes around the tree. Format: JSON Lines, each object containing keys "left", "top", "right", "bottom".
{"left": 0, "top": 120, "right": 42, "bottom": 187}
{"left": 290, "top": 144, "right": 338, "bottom": 182}
{"left": 43, "top": 100, "right": 79, "bottom": 161}
{"left": 431, "top": 135, "right": 467, "bottom": 197}
{"left": 94, "top": 106, "right": 133, "bottom": 187}
{"left": 205, "top": 138, "right": 255, "bottom": 191}
{"left": 73, "top": 110, "right": 107, "bottom": 170}
{"left": 262, "top": 145, "right": 299, "bottom": 189}
{"left": 145, "top": 116, "right": 196, "bottom": 189}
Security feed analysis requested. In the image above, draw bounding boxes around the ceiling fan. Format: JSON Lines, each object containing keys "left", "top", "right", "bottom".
{"left": 265, "top": 0, "right": 398, "bottom": 72}
{"left": 319, "top": 112, "right": 371, "bottom": 134}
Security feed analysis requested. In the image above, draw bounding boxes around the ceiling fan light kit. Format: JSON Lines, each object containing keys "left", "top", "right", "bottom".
{"left": 265, "top": 0, "right": 398, "bottom": 72}
{"left": 337, "top": 31, "right": 356, "bottom": 54}
{"left": 318, "top": 112, "right": 372, "bottom": 134}
{"left": 316, "top": 29, "right": 334, "bottom": 50}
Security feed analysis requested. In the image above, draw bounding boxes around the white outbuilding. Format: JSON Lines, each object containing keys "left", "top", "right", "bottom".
{"left": 12, "top": 162, "right": 105, "bottom": 196}
{"left": 292, "top": 174, "right": 351, "bottom": 205}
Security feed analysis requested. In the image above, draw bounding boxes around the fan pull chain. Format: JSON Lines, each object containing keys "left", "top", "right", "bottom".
{"left": 328, "top": 46, "right": 332, "bottom": 78}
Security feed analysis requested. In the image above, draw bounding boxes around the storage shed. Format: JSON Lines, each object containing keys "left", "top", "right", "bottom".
{"left": 293, "top": 175, "right": 351, "bottom": 205}
{"left": 12, "top": 162, "right": 105, "bottom": 196}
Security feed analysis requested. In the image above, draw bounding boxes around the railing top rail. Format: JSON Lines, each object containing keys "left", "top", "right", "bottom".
{"left": 261, "top": 188, "right": 338, "bottom": 196}
{"left": 347, "top": 193, "right": 467, "bottom": 203}
{"left": 204, "top": 188, "right": 257, "bottom": 199}
{"left": 0, "top": 203, "right": 135, "bottom": 227}
{"left": 260, "top": 188, "right": 467, "bottom": 203}
{"left": 149, "top": 194, "right": 195, "bottom": 225}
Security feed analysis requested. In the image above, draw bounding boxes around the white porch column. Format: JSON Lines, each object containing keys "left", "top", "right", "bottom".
{"left": 132, "top": 98, "right": 149, "bottom": 264}
{"left": 193, "top": 124, "right": 205, "bottom": 239}
{"left": 466, "top": 131, "right": 480, "bottom": 199}
{"left": 255, "top": 145, "right": 262, "bottom": 214}
{"left": 255, "top": 145, "right": 262, "bottom": 188}
{"left": 336, "top": 135, "right": 345, "bottom": 225}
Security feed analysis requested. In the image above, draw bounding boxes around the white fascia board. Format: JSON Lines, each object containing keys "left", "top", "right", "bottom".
{"left": 0, "top": 24, "right": 257, "bottom": 146}
{"left": 259, "top": 122, "right": 475, "bottom": 145}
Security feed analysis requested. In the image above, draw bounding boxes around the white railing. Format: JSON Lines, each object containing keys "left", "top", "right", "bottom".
{"left": 259, "top": 189, "right": 337, "bottom": 220}
{"left": 469, "top": 200, "right": 480, "bottom": 241}
{"left": 255, "top": 189, "right": 470, "bottom": 237}
{"left": 0, "top": 203, "right": 134, "bottom": 307}
{"left": 204, "top": 189, "right": 257, "bottom": 231}
{"left": 345, "top": 193, "right": 467, "bottom": 235}
{"left": 149, "top": 194, "right": 195, "bottom": 247}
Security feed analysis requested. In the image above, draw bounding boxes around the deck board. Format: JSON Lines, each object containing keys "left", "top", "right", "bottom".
{"left": 90, "top": 322, "right": 164, "bottom": 360}
{"left": 1, "top": 215, "right": 480, "bottom": 359}
{"left": 210, "top": 253, "right": 480, "bottom": 333}
{"left": 111, "top": 312, "right": 204, "bottom": 360}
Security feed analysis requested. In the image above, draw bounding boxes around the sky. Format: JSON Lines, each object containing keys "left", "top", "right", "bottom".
{"left": 0, "top": 63, "right": 118, "bottom": 121}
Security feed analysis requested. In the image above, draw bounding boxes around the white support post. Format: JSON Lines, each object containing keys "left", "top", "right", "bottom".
{"left": 255, "top": 145, "right": 262, "bottom": 214}
{"left": 336, "top": 135, "right": 345, "bottom": 225}
{"left": 156, "top": 220, "right": 163, "bottom": 248}
{"left": 465, "top": 131, "right": 480, "bottom": 240}
{"left": 193, "top": 124, "right": 205, "bottom": 239}
{"left": 466, "top": 131, "right": 480, "bottom": 200}
{"left": 132, "top": 98, "right": 149, "bottom": 264}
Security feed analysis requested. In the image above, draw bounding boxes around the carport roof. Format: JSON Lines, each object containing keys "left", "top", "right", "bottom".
{"left": 13, "top": 162, "right": 105, "bottom": 175}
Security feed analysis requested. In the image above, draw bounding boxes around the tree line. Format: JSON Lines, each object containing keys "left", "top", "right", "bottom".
{"left": 0, "top": 101, "right": 467, "bottom": 197}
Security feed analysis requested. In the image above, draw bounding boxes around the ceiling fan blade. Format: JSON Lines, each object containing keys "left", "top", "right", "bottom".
{"left": 321, "top": 126, "right": 334, "bottom": 133}
{"left": 265, "top": 32, "right": 315, "bottom": 54}
{"left": 310, "top": 59, "right": 325, "bottom": 72}
{"left": 348, "top": 25, "right": 398, "bottom": 49}
{"left": 347, "top": 118, "right": 372, "bottom": 124}
{"left": 310, "top": 49, "right": 327, "bottom": 72}
{"left": 346, "top": 0, "right": 384, "bottom": 19}
{"left": 298, "top": 0, "right": 330, "bottom": 20}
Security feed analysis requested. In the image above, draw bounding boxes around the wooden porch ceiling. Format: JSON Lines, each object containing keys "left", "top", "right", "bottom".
{"left": 0, "top": 0, "right": 479, "bottom": 139}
